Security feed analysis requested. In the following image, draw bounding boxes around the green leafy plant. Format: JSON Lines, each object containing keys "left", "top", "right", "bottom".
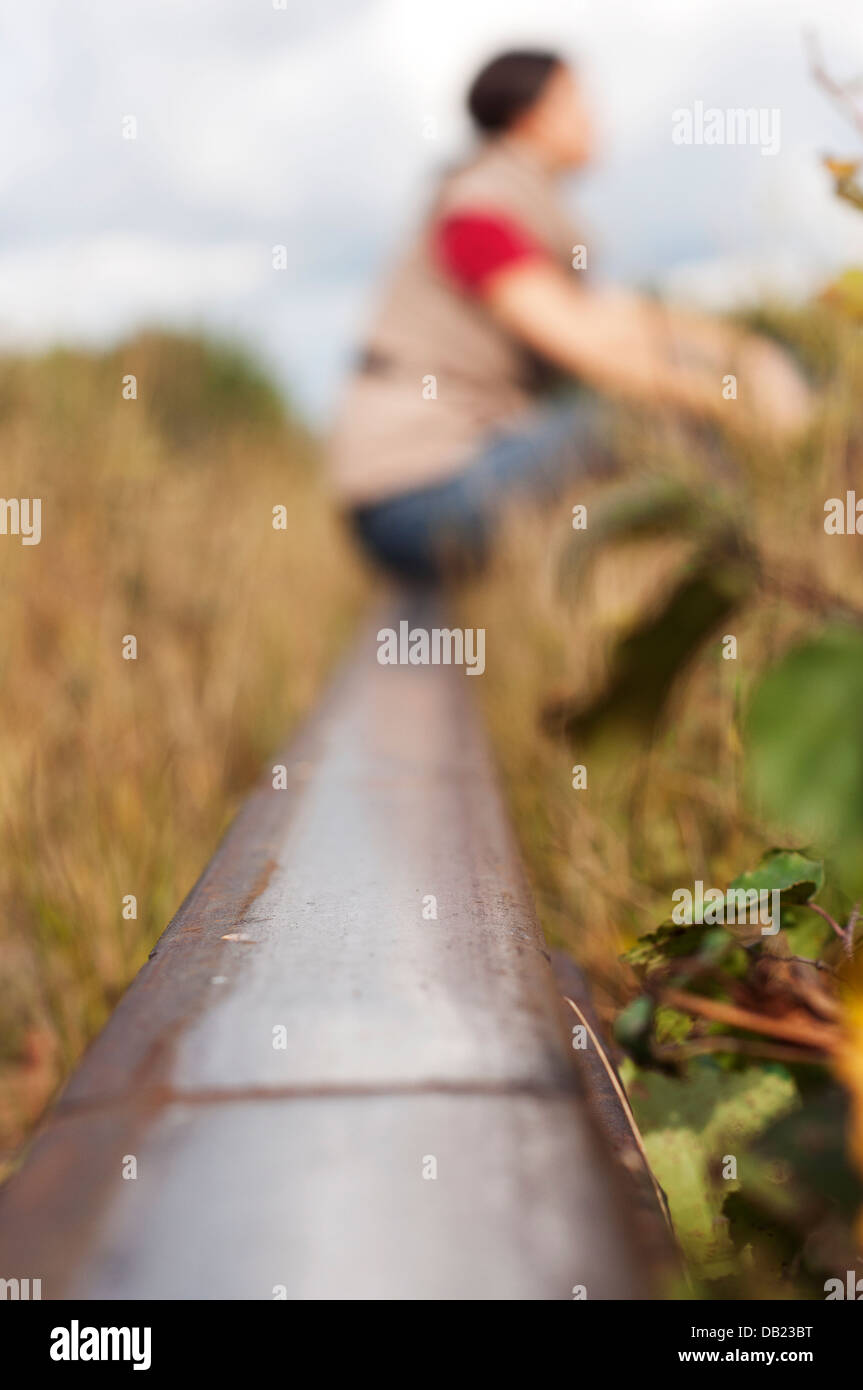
{"left": 745, "top": 625, "right": 863, "bottom": 906}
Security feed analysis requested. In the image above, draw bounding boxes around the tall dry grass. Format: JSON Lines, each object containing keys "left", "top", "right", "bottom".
{"left": 0, "top": 332, "right": 365, "bottom": 1170}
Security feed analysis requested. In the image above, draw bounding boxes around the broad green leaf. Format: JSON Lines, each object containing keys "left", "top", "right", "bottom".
{"left": 751, "top": 1085, "right": 863, "bottom": 1217}
{"left": 628, "top": 1061, "right": 799, "bottom": 1280}
{"left": 782, "top": 909, "right": 836, "bottom": 959}
{"left": 728, "top": 848, "right": 824, "bottom": 905}
{"left": 745, "top": 626, "right": 863, "bottom": 897}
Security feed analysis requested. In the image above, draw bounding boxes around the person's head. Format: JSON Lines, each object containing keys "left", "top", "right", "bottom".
{"left": 467, "top": 50, "right": 593, "bottom": 169}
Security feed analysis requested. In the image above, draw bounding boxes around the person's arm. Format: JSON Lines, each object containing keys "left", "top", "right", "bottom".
{"left": 482, "top": 260, "right": 813, "bottom": 440}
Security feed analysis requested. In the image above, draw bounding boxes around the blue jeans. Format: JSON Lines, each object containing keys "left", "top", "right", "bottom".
{"left": 349, "top": 397, "right": 616, "bottom": 581}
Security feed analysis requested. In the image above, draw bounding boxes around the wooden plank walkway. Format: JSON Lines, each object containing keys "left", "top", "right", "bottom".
{"left": 0, "top": 588, "right": 655, "bottom": 1299}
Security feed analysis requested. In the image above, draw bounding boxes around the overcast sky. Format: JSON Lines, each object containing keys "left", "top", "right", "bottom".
{"left": 1, "top": 0, "right": 861, "bottom": 421}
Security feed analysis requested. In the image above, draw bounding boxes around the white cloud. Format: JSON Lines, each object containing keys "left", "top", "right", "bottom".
{"left": 0, "top": 237, "right": 265, "bottom": 343}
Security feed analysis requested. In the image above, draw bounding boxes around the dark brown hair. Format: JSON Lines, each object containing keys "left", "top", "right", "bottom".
{"left": 467, "top": 50, "right": 561, "bottom": 133}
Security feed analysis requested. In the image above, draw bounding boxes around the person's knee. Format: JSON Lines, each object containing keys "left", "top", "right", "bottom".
{"left": 350, "top": 509, "right": 437, "bottom": 581}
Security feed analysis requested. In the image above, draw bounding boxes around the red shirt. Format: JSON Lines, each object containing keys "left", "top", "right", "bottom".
{"left": 435, "top": 211, "right": 545, "bottom": 293}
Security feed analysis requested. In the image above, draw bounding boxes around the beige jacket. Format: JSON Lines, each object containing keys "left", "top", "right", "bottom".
{"left": 328, "top": 138, "right": 579, "bottom": 505}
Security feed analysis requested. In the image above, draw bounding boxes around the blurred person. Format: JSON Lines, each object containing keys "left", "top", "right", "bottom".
{"left": 330, "top": 49, "right": 812, "bottom": 581}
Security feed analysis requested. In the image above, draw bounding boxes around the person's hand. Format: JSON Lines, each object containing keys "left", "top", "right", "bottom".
{"left": 736, "top": 337, "right": 815, "bottom": 443}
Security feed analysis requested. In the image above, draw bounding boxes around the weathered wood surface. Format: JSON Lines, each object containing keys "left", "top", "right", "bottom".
{"left": 0, "top": 590, "right": 652, "bottom": 1299}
